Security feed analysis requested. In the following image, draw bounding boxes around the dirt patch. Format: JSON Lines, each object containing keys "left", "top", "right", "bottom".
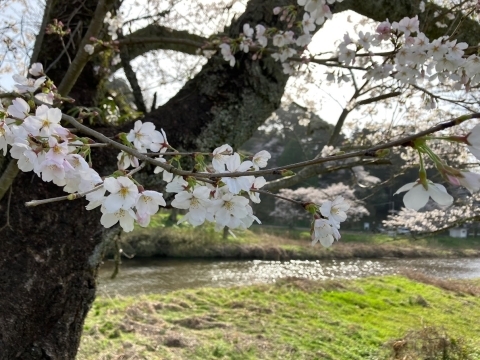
{"left": 162, "top": 331, "right": 195, "bottom": 348}
{"left": 384, "top": 326, "right": 472, "bottom": 360}
{"left": 173, "top": 315, "right": 229, "bottom": 330}
{"left": 119, "top": 318, "right": 165, "bottom": 336}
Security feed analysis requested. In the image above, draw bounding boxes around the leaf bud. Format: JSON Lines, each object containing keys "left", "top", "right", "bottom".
{"left": 279, "top": 169, "right": 295, "bottom": 177}
{"left": 374, "top": 149, "right": 390, "bottom": 158}
{"left": 304, "top": 203, "right": 318, "bottom": 214}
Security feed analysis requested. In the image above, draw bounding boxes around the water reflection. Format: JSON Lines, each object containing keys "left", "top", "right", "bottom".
{"left": 97, "top": 258, "right": 480, "bottom": 297}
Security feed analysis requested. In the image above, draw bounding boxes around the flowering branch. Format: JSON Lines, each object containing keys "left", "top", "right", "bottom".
{"left": 62, "top": 109, "right": 480, "bottom": 179}
{"left": 25, "top": 162, "right": 147, "bottom": 207}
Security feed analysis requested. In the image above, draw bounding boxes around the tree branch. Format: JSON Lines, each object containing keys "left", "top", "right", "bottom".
{"left": 0, "top": 160, "right": 19, "bottom": 201}
{"left": 113, "top": 25, "right": 209, "bottom": 69}
{"left": 57, "top": 0, "right": 116, "bottom": 96}
{"left": 118, "top": 32, "right": 147, "bottom": 113}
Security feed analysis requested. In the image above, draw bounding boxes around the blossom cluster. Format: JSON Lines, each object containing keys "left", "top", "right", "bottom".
{"left": 311, "top": 196, "right": 350, "bottom": 247}
{"left": 164, "top": 145, "right": 271, "bottom": 232}
{"left": 217, "top": 0, "right": 480, "bottom": 99}
{"left": 0, "top": 62, "right": 355, "bottom": 247}
{"left": 218, "top": 0, "right": 343, "bottom": 74}
{"left": 336, "top": 15, "right": 480, "bottom": 95}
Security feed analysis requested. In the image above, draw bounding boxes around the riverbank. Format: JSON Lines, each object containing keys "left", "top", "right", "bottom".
{"left": 78, "top": 274, "right": 480, "bottom": 359}
{"left": 107, "top": 214, "right": 480, "bottom": 260}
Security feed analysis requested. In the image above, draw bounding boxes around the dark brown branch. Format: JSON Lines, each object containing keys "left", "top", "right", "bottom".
{"left": 118, "top": 32, "right": 147, "bottom": 113}
{"left": 112, "top": 24, "right": 209, "bottom": 70}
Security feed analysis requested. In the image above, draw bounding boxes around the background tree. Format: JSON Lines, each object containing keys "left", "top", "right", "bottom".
{"left": 1, "top": 0, "right": 480, "bottom": 359}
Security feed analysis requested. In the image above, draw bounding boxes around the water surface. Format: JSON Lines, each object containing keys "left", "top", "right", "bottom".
{"left": 97, "top": 257, "right": 480, "bottom": 297}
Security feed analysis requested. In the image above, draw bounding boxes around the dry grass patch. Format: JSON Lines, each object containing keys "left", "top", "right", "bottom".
{"left": 401, "top": 270, "right": 480, "bottom": 297}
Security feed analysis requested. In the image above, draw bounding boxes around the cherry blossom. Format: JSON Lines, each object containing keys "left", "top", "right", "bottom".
{"left": 446, "top": 171, "right": 480, "bottom": 194}
{"left": 126, "top": 120, "right": 155, "bottom": 151}
{"left": 0, "top": 121, "right": 12, "bottom": 155}
{"left": 103, "top": 176, "right": 139, "bottom": 213}
{"left": 10, "top": 140, "right": 37, "bottom": 172}
{"left": 222, "top": 153, "right": 255, "bottom": 194}
{"left": 36, "top": 105, "right": 69, "bottom": 138}
{"left": 255, "top": 25, "right": 268, "bottom": 47}
{"left": 466, "top": 124, "right": 480, "bottom": 160}
{"left": 149, "top": 128, "right": 168, "bottom": 152}
{"left": 117, "top": 151, "right": 139, "bottom": 170}
{"left": 171, "top": 186, "right": 211, "bottom": 226}
{"left": 394, "top": 181, "right": 454, "bottom": 211}
{"left": 40, "top": 158, "right": 72, "bottom": 185}
{"left": 12, "top": 74, "right": 46, "bottom": 93}
{"left": 320, "top": 196, "right": 350, "bottom": 226}
{"left": 100, "top": 207, "right": 136, "bottom": 232}
{"left": 153, "top": 156, "right": 174, "bottom": 182}
{"left": 252, "top": 150, "right": 271, "bottom": 170}
{"left": 392, "top": 15, "right": 419, "bottom": 37}
{"left": 248, "top": 176, "right": 266, "bottom": 203}
{"left": 166, "top": 176, "right": 188, "bottom": 193}
{"left": 7, "top": 98, "right": 30, "bottom": 119}
{"left": 302, "top": 13, "right": 316, "bottom": 34}
{"left": 212, "top": 144, "right": 233, "bottom": 172}
{"left": 84, "top": 44, "right": 94, "bottom": 55}
{"left": 242, "top": 23, "right": 254, "bottom": 38}
{"left": 29, "top": 63, "right": 44, "bottom": 77}
{"left": 136, "top": 190, "right": 166, "bottom": 215}
{"left": 219, "top": 43, "right": 235, "bottom": 67}
{"left": 311, "top": 218, "right": 335, "bottom": 247}
{"left": 211, "top": 192, "right": 250, "bottom": 228}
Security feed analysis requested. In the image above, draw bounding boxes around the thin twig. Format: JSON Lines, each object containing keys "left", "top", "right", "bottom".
{"left": 25, "top": 184, "right": 104, "bottom": 207}
{"left": 25, "top": 162, "right": 146, "bottom": 207}
{"left": 0, "top": 186, "right": 13, "bottom": 232}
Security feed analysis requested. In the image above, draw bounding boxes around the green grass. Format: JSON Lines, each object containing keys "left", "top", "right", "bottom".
{"left": 78, "top": 275, "right": 480, "bottom": 359}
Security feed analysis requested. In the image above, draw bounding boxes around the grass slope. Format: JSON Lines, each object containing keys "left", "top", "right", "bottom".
{"left": 78, "top": 275, "right": 480, "bottom": 359}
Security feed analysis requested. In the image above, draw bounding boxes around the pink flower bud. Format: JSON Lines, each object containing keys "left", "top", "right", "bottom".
{"left": 273, "top": 7, "right": 282, "bottom": 15}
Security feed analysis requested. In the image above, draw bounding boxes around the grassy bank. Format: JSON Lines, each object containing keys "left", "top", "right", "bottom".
{"left": 78, "top": 274, "right": 480, "bottom": 359}
{"left": 109, "top": 213, "right": 480, "bottom": 260}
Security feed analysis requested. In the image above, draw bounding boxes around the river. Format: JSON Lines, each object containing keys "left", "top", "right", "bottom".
{"left": 96, "top": 257, "right": 480, "bottom": 297}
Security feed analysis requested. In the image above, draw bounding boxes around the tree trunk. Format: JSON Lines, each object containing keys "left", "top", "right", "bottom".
{"left": 0, "top": 0, "right": 295, "bottom": 358}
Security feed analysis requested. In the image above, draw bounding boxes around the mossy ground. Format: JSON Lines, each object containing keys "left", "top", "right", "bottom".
{"left": 78, "top": 275, "right": 480, "bottom": 359}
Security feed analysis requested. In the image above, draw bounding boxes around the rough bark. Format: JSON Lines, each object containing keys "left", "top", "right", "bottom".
{"left": 0, "top": 0, "right": 295, "bottom": 358}
{"left": 0, "top": 0, "right": 117, "bottom": 359}
{"left": 139, "top": 1, "right": 293, "bottom": 151}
